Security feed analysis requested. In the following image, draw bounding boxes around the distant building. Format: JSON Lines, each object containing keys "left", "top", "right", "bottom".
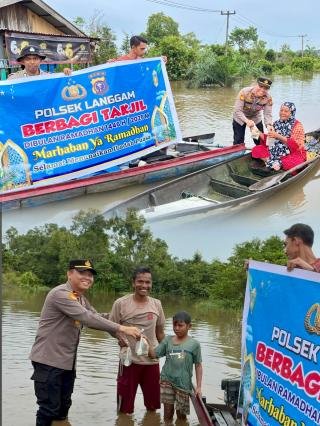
{"left": 0, "top": 0, "right": 95, "bottom": 79}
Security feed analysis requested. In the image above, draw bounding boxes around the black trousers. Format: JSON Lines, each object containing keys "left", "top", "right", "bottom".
{"left": 31, "top": 361, "right": 76, "bottom": 426}
{"left": 232, "top": 120, "right": 264, "bottom": 145}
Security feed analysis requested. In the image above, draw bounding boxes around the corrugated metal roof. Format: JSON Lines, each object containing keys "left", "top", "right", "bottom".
{"left": 1, "top": 0, "right": 88, "bottom": 37}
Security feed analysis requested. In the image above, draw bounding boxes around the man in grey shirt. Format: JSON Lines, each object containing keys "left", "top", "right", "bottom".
{"left": 30, "top": 259, "right": 141, "bottom": 426}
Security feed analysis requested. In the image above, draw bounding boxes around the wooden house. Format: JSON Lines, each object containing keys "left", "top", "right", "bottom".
{"left": 0, "top": 0, "right": 93, "bottom": 79}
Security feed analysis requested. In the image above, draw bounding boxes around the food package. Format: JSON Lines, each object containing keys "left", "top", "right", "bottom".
{"left": 119, "top": 346, "right": 132, "bottom": 367}
{"left": 135, "top": 336, "right": 149, "bottom": 356}
{"left": 250, "top": 126, "right": 261, "bottom": 139}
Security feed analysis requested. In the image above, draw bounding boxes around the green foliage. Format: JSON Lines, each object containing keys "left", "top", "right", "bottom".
{"left": 228, "top": 26, "right": 258, "bottom": 52}
{"left": 3, "top": 270, "right": 45, "bottom": 289}
{"left": 228, "top": 236, "right": 286, "bottom": 267}
{"left": 106, "top": 209, "right": 173, "bottom": 286}
{"left": 72, "top": 12, "right": 317, "bottom": 83}
{"left": 303, "top": 45, "right": 319, "bottom": 58}
{"left": 187, "top": 49, "right": 238, "bottom": 87}
{"left": 149, "top": 35, "right": 197, "bottom": 80}
{"left": 291, "top": 57, "right": 314, "bottom": 72}
{"left": 209, "top": 263, "right": 247, "bottom": 309}
{"left": 145, "top": 13, "right": 179, "bottom": 45}
{"left": 2, "top": 211, "right": 289, "bottom": 308}
{"left": 255, "top": 59, "right": 274, "bottom": 74}
{"left": 120, "top": 33, "right": 130, "bottom": 55}
{"left": 265, "top": 49, "right": 276, "bottom": 62}
{"left": 182, "top": 33, "right": 201, "bottom": 51}
{"left": 92, "top": 26, "right": 118, "bottom": 63}
{"left": 278, "top": 44, "right": 295, "bottom": 65}
{"left": 3, "top": 270, "right": 24, "bottom": 287}
{"left": 232, "top": 53, "right": 262, "bottom": 78}
{"left": 249, "top": 40, "right": 267, "bottom": 61}
{"left": 313, "top": 59, "right": 320, "bottom": 72}
{"left": 20, "top": 271, "right": 44, "bottom": 288}
{"left": 207, "top": 44, "right": 226, "bottom": 56}
{"left": 209, "top": 236, "right": 286, "bottom": 308}
{"left": 73, "top": 12, "right": 117, "bottom": 64}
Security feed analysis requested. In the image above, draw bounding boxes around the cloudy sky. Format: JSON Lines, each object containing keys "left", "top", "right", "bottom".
{"left": 47, "top": 0, "right": 319, "bottom": 52}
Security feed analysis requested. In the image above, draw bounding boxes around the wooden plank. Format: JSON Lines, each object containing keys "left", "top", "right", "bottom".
{"left": 221, "top": 410, "right": 238, "bottom": 425}
{"left": 213, "top": 411, "right": 228, "bottom": 425}
{"left": 190, "top": 387, "right": 213, "bottom": 426}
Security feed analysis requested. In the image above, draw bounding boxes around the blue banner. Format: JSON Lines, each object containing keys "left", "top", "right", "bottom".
{"left": 240, "top": 261, "right": 320, "bottom": 426}
{"left": 0, "top": 58, "right": 181, "bottom": 193}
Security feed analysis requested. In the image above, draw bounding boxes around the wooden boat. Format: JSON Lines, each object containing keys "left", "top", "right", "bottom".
{"left": 191, "top": 379, "right": 241, "bottom": 425}
{"left": 0, "top": 133, "right": 246, "bottom": 210}
{"left": 104, "top": 130, "right": 320, "bottom": 222}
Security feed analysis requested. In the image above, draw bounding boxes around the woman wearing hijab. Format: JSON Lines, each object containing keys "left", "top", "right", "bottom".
{"left": 251, "top": 102, "right": 306, "bottom": 170}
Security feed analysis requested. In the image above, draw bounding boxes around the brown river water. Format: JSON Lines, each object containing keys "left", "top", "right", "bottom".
{"left": 2, "top": 74, "right": 320, "bottom": 425}
{"left": 2, "top": 74, "right": 320, "bottom": 261}
{"left": 2, "top": 288, "right": 241, "bottom": 425}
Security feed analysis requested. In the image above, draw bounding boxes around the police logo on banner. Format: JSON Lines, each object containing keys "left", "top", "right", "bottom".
{"left": 89, "top": 71, "right": 109, "bottom": 95}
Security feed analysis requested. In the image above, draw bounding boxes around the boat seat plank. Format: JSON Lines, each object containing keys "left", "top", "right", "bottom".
{"left": 221, "top": 410, "right": 238, "bottom": 425}
{"left": 249, "top": 165, "right": 278, "bottom": 178}
{"left": 210, "top": 178, "right": 252, "bottom": 198}
{"left": 213, "top": 411, "right": 228, "bottom": 425}
{"left": 228, "top": 172, "right": 259, "bottom": 187}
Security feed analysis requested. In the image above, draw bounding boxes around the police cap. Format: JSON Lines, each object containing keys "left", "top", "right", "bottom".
{"left": 68, "top": 259, "right": 97, "bottom": 275}
{"left": 257, "top": 77, "right": 272, "bottom": 89}
{"left": 17, "top": 45, "right": 46, "bottom": 62}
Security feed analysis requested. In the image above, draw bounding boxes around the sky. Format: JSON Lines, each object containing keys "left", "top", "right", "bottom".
{"left": 46, "top": 0, "right": 320, "bottom": 52}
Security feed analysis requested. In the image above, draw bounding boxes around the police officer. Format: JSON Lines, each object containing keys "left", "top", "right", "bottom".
{"left": 233, "top": 76, "right": 273, "bottom": 145}
{"left": 8, "top": 45, "right": 71, "bottom": 79}
{"left": 30, "top": 259, "right": 141, "bottom": 426}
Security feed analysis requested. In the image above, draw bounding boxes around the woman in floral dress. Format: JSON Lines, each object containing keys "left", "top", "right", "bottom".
{"left": 252, "top": 102, "right": 306, "bottom": 170}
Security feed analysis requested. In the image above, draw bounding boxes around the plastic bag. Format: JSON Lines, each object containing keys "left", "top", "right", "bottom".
{"left": 119, "top": 346, "right": 132, "bottom": 367}
{"left": 135, "top": 336, "right": 149, "bottom": 356}
{"left": 250, "top": 126, "right": 261, "bottom": 139}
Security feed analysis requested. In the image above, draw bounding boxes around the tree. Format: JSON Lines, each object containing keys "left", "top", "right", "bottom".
{"left": 229, "top": 26, "right": 259, "bottom": 52}
{"left": 145, "top": 13, "right": 179, "bottom": 45}
{"left": 74, "top": 12, "right": 117, "bottom": 64}
{"left": 106, "top": 209, "right": 173, "bottom": 284}
{"left": 149, "top": 35, "right": 196, "bottom": 80}
{"left": 265, "top": 49, "right": 276, "bottom": 62}
{"left": 120, "top": 33, "right": 130, "bottom": 55}
{"left": 278, "top": 44, "right": 295, "bottom": 64}
{"left": 187, "top": 48, "right": 239, "bottom": 87}
{"left": 182, "top": 32, "right": 201, "bottom": 51}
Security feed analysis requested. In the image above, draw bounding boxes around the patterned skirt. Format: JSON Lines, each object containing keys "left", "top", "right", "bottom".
{"left": 160, "top": 380, "right": 190, "bottom": 415}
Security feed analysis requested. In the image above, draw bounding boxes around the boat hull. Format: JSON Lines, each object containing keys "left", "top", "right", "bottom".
{"left": 191, "top": 379, "right": 241, "bottom": 425}
{"left": 104, "top": 141, "right": 320, "bottom": 222}
{"left": 1, "top": 142, "right": 245, "bottom": 210}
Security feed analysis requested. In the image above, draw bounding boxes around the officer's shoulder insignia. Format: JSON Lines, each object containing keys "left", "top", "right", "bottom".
{"left": 68, "top": 291, "right": 78, "bottom": 301}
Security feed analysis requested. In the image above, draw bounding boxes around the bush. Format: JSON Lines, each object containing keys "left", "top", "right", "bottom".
{"left": 291, "top": 57, "right": 314, "bottom": 72}
{"left": 187, "top": 50, "right": 238, "bottom": 87}
{"left": 20, "top": 271, "right": 44, "bottom": 288}
{"left": 256, "top": 59, "right": 274, "bottom": 74}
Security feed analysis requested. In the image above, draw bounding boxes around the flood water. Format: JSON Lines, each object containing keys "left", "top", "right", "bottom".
{"left": 2, "top": 74, "right": 320, "bottom": 260}
{"left": 2, "top": 287, "right": 241, "bottom": 426}
{"left": 2, "top": 74, "right": 320, "bottom": 425}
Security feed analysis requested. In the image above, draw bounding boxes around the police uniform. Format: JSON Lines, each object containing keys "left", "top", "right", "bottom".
{"left": 233, "top": 77, "right": 273, "bottom": 145}
{"left": 30, "top": 260, "right": 120, "bottom": 426}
